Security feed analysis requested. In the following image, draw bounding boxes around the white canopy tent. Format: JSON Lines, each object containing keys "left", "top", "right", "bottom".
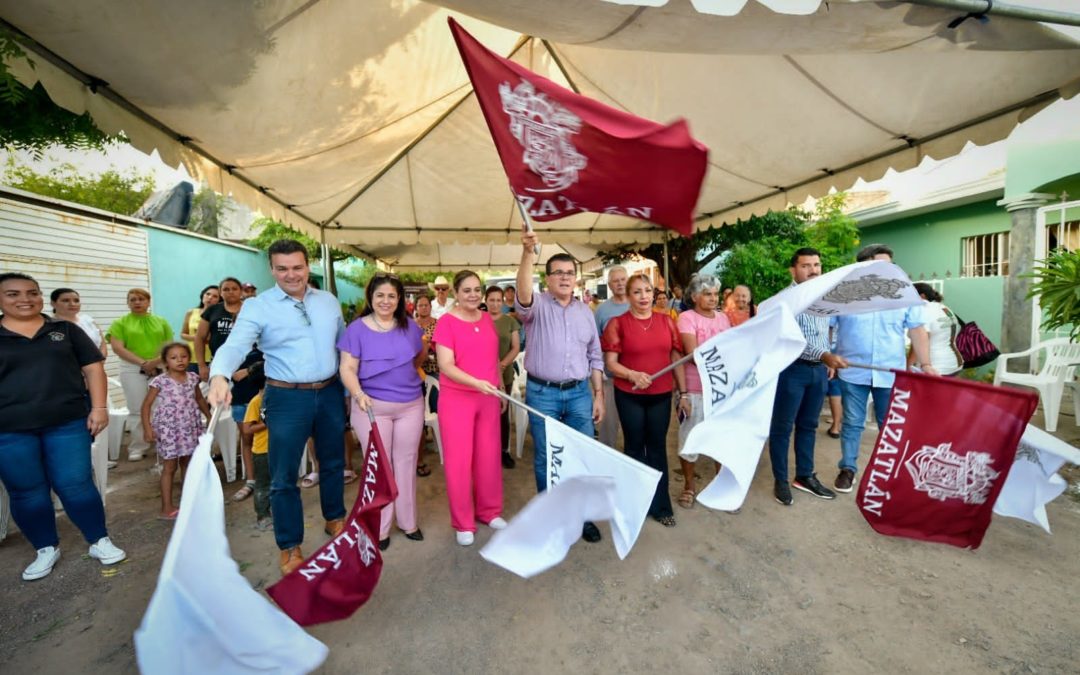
{"left": 2, "top": 0, "right": 1080, "bottom": 269}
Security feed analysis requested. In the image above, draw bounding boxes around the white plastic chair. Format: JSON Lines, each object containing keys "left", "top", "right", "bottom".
{"left": 511, "top": 357, "right": 529, "bottom": 459}
{"left": 424, "top": 375, "right": 444, "bottom": 464}
{"left": 106, "top": 376, "right": 135, "bottom": 462}
{"left": 994, "top": 337, "right": 1080, "bottom": 432}
{"left": 91, "top": 426, "right": 110, "bottom": 507}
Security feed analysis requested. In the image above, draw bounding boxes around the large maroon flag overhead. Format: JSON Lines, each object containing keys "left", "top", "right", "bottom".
{"left": 449, "top": 18, "right": 708, "bottom": 236}
{"left": 267, "top": 421, "right": 398, "bottom": 626}
{"left": 856, "top": 372, "right": 1038, "bottom": 549}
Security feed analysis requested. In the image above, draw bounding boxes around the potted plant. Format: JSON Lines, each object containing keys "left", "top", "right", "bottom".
{"left": 1027, "top": 248, "right": 1080, "bottom": 339}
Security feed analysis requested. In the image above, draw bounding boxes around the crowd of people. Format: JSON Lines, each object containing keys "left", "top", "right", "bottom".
{"left": 1, "top": 228, "right": 963, "bottom": 582}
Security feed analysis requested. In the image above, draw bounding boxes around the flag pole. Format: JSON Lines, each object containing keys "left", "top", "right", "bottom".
{"left": 494, "top": 388, "right": 546, "bottom": 419}
{"left": 646, "top": 356, "right": 895, "bottom": 383}
{"left": 843, "top": 361, "right": 896, "bottom": 373}
{"left": 511, "top": 189, "right": 542, "bottom": 257}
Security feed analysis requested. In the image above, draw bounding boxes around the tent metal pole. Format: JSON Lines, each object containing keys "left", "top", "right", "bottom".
{"left": 319, "top": 33, "right": 532, "bottom": 227}
{"left": 897, "top": 0, "right": 1080, "bottom": 27}
{"left": 662, "top": 237, "right": 670, "bottom": 290}
{"left": 540, "top": 40, "right": 582, "bottom": 95}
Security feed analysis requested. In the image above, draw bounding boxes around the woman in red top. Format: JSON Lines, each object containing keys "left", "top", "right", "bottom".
{"left": 601, "top": 274, "right": 687, "bottom": 527}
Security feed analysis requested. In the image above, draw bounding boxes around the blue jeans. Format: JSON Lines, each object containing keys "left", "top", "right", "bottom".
{"left": 263, "top": 380, "right": 347, "bottom": 550}
{"left": 838, "top": 379, "right": 892, "bottom": 472}
{"left": 0, "top": 417, "right": 107, "bottom": 550}
{"left": 768, "top": 361, "right": 827, "bottom": 482}
{"left": 525, "top": 379, "right": 594, "bottom": 493}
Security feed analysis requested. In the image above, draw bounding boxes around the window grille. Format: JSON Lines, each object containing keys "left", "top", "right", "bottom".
{"left": 961, "top": 232, "right": 1009, "bottom": 277}
{"left": 1046, "top": 219, "right": 1080, "bottom": 253}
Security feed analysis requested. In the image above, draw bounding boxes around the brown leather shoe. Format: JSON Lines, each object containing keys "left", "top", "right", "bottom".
{"left": 324, "top": 518, "right": 345, "bottom": 537}
{"left": 279, "top": 546, "right": 304, "bottom": 576}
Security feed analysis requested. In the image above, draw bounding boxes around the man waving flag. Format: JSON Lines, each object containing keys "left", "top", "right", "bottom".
{"left": 449, "top": 18, "right": 709, "bottom": 236}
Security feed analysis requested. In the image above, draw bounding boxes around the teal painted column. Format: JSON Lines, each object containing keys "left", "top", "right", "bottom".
{"left": 996, "top": 193, "right": 1054, "bottom": 372}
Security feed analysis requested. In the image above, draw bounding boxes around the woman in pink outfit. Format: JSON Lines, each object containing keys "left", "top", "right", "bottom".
{"left": 432, "top": 270, "right": 506, "bottom": 546}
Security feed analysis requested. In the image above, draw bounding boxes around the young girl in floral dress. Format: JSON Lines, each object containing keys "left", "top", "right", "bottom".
{"left": 141, "top": 342, "right": 210, "bottom": 519}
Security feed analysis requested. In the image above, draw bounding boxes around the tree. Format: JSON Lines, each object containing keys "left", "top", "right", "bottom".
{"left": 247, "top": 217, "right": 351, "bottom": 262}
{"left": 599, "top": 209, "right": 807, "bottom": 288}
{"left": 3, "top": 159, "right": 155, "bottom": 215}
{"left": 0, "top": 31, "right": 124, "bottom": 156}
{"left": 187, "top": 184, "right": 227, "bottom": 238}
{"left": 719, "top": 193, "right": 861, "bottom": 300}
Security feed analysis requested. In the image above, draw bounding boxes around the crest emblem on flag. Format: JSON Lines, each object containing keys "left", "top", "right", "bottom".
{"left": 904, "top": 443, "right": 1000, "bottom": 505}
{"left": 820, "top": 274, "right": 910, "bottom": 304}
{"left": 499, "top": 80, "right": 587, "bottom": 192}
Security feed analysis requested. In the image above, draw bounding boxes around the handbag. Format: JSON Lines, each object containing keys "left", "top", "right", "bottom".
{"left": 951, "top": 310, "right": 1000, "bottom": 369}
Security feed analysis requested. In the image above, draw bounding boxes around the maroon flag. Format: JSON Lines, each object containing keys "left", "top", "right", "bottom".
{"left": 449, "top": 18, "right": 708, "bottom": 236}
{"left": 857, "top": 372, "right": 1038, "bottom": 549}
{"left": 266, "top": 421, "right": 398, "bottom": 626}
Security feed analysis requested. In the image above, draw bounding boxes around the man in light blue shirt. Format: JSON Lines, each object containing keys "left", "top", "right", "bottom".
{"left": 208, "top": 239, "right": 347, "bottom": 576}
{"left": 831, "top": 244, "right": 936, "bottom": 493}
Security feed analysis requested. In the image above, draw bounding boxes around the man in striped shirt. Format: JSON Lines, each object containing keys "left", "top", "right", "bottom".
{"left": 767, "top": 248, "right": 849, "bottom": 506}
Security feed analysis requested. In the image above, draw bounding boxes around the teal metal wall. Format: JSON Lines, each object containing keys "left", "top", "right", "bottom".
{"left": 145, "top": 226, "right": 275, "bottom": 339}
{"left": 858, "top": 199, "right": 1009, "bottom": 345}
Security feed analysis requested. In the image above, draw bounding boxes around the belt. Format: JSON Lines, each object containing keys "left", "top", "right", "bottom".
{"left": 266, "top": 376, "right": 337, "bottom": 390}
{"left": 795, "top": 359, "right": 823, "bottom": 367}
{"left": 527, "top": 374, "right": 584, "bottom": 390}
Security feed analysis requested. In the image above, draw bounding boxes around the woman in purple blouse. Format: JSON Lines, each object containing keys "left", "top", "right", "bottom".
{"left": 338, "top": 274, "right": 429, "bottom": 550}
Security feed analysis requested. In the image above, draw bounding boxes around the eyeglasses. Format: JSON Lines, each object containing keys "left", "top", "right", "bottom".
{"left": 548, "top": 270, "right": 576, "bottom": 278}
{"left": 434, "top": 286, "right": 449, "bottom": 291}
{"left": 293, "top": 301, "right": 311, "bottom": 326}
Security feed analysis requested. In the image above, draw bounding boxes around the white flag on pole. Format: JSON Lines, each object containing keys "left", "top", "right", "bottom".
{"left": 134, "top": 428, "right": 328, "bottom": 674}
{"left": 758, "top": 259, "right": 920, "bottom": 318}
{"left": 480, "top": 475, "right": 617, "bottom": 578}
{"left": 993, "top": 424, "right": 1080, "bottom": 533}
{"left": 679, "top": 304, "right": 806, "bottom": 511}
{"left": 480, "top": 417, "right": 660, "bottom": 577}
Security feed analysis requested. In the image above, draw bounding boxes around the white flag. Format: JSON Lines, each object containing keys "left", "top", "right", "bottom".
{"left": 993, "top": 424, "right": 1080, "bottom": 533}
{"left": 134, "top": 429, "right": 328, "bottom": 674}
{"left": 680, "top": 304, "right": 806, "bottom": 511}
{"left": 480, "top": 418, "right": 660, "bottom": 577}
{"left": 758, "top": 260, "right": 920, "bottom": 318}
{"left": 480, "top": 475, "right": 617, "bottom": 578}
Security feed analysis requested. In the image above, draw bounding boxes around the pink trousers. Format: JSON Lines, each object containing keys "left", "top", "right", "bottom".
{"left": 351, "top": 396, "right": 424, "bottom": 539}
{"left": 437, "top": 387, "right": 503, "bottom": 533}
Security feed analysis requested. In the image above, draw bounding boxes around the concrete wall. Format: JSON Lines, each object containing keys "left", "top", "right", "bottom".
{"left": 858, "top": 199, "right": 1010, "bottom": 345}
{"left": 145, "top": 226, "right": 275, "bottom": 337}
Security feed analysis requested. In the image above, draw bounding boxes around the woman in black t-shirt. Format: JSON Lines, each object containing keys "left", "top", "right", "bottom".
{"left": 194, "top": 277, "right": 244, "bottom": 382}
{"left": 0, "top": 273, "right": 127, "bottom": 581}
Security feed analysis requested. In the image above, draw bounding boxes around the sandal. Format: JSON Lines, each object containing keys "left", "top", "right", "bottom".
{"left": 655, "top": 515, "right": 677, "bottom": 528}
{"left": 300, "top": 472, "right": 319, "bottom": 488}
{"left": 231, "top": 482, "right": 255, "bottom": 502}
{"left": 157, "top": 509, "right": 179, "bottom": 521}
{"left": 677, "top": 488, "right": 695, "bottom": 509}
{"left": 343, "top": 469, "right": 358, "bottom": 485}
{"left": 416, "top": 463, "right": 431, "bottom": 477}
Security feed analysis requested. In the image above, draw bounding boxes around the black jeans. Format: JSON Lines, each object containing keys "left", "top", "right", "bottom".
{"left": 614, "top": 388, "right": 673, "bottom": 519}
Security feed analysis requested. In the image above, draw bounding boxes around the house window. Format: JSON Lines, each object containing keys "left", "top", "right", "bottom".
{"left": 1047, "top": 220, "right": 1080, "bottom": 253}
{"left": 961, "top": 232, "right": 1010, "bottom": 277}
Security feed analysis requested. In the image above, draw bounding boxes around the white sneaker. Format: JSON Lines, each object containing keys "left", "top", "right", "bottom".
{"left": 487, "top": 517, "right": 508, "bottom": 530}
{"left": 88, "top": 537, "right": 127, "bottom": 565}
{"left": 106, "top": 460, "right": 118, "bottom": 470}
{"left": 128, "top": 453, "right": 144, "bottom": 461}
{"left": 455, "top": 530, "right": 474, "bottom": 546}
{"left": 22, "top": 546, "right": 60, "bottom": 581}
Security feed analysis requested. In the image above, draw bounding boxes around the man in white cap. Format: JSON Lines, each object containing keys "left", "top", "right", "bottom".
{"left": 430, "top": 275, "right": 454, "bottom": 319}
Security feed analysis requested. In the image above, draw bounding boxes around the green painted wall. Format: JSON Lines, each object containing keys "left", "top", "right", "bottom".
{"left": 145, "top": 226, "right": 275, "bottom": 339}
{"left": 1006, "top": 139, "right": 1080, "bottom": 199}
{"left": 858, "top": 199, "right": 1009, "bottom": 345}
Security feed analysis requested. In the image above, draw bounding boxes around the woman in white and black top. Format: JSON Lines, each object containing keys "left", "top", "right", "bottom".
{"left": 195, "top": 277, "right": 244, "bottom": 381}
{"left": 911, "top": 283, "right": 962, "bottom": 376}
{"left": 51, "top": 287, "right": 107, "bottom": 357}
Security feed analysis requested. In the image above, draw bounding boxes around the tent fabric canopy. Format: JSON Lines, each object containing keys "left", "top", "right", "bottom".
{"left": 2, "top": 0, "right": 1080, "bottom": 270}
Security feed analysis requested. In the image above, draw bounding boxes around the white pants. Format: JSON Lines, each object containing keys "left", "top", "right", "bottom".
{"left": 598, "top": 377, "right": 621, "bottom": 448}
{"left": 118, "top": 361, "right": 152, "bottom": 457}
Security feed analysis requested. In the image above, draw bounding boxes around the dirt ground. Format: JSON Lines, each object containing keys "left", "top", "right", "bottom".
{"left": 1, "top": 403, "right": 1078, "bottom": 675}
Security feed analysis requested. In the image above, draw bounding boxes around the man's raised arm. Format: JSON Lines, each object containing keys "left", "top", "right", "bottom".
{"left": 516, "top": 225, "right": 538, "bottom": 308}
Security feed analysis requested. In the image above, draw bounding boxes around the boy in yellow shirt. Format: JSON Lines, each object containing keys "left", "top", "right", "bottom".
{"left": 243, "top": 390, "right": 271, "bottom": 530}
